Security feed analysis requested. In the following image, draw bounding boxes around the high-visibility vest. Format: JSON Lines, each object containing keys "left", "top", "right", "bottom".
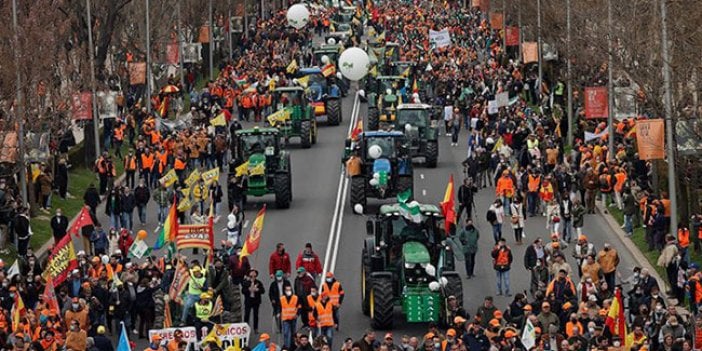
{"left": 678, "top": 228, "right": 690, "bottom": 248}
{"left": 95, "top": 157, "right": 106, "bottom": 174}
{"left": 315, "top": 300, "right": 334, "bottom": 327}
{"left": 494, "top": 248, "right": 510, "bottom": 266}
{"left": 306, "top": 295, "right": 319, "bottom": 327}
{"left": 114, "top": 125, "right": 125, "bottom": 141}
{"left": 539, "top": 183, "right": 554, "bottom": 202}
{"left": 174, "top": 158, "right": 187, "bottom": 171}
{"left": 242, "top": 94, "right": 253, "bottom": 108}
{"left": 280, "top": 295, "right": 299, "bottom": 321}
{"left": 528, "top": 175, "right": 541, "bottom": 192}
{"left": 614, "top": 172, "right": 627, "bottom": 192}
{"left": 195, "top": 301, "right": 213, "bottom": 320}
{"left": 124, "top": 156, "right": 137, "bottom": 171}
{"left": 661, "top": 199, "right": 671, "bottom": 217}
{"left": 694, "top": 277, "right": 702, "bottom": 303}
{"left": 321, "top": 281, "right": 343, "bottom": 306}
{"left": 141, "top": 153, "right": 155, "bottom": 171}
{"left": 156, "top": 151, "right": 168, "bottom": 174}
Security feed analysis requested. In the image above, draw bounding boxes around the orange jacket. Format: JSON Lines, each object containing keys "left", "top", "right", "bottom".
{"left": 495, "top": 176, "right": 514, "bottom": 198}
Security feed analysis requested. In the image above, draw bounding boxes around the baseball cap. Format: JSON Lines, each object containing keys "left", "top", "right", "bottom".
{"left": 260, "top": 333, "right": 271, "bottom": 341}
{"left": 489, "top": 319, "right": 500, "bottom": 327}
{"left": 454, "top": 316, "right": 467, "bottom": 324}
{"left": 297, "top": 267, "right": 306, "bottom": 273}
{"left": 385, "top": 333, "right": 393, "bottom": 339}
{"left": 504, "top": 330, "right": 517, "bottom": 338}
{"left": 152, "top": 335, "right": 163, "bottom": 342}
{"left": 275, "top": 270, "right": 284, "bottom": 278}
{"left": 97, "top": 326, "right": 106, "bottom": 334}
{"left": 446, "top": 329, "right": 456, "bottom": 337}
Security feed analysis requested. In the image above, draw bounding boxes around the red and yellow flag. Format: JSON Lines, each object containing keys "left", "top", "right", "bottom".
{"left": 605, "top": 289, "right": 627, "bottom": 342}
{"left": 350, "top": 120, "right": 363, "bottom": 141}
{"left": 322, "top": 64, "right": 337, "bottom": 78}
{"left": 240, "top": 205, "right": 267, "bottom": 259}
{"left": 157, "top": 95, "right": 169, "bottom": 117}
{"left": 440, "top": 175, "right": 456, "bottom": 234}
{"left": 12, "top": 294, "right": 25, "bottom": 332}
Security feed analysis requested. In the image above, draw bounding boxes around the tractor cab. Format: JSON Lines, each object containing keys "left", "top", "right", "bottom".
{"left": 313, "top": 47, "right": 342, "bottom": 66}
{"left": 394, "top": 104, "right": 439, "bottom": 167}
{"left": 235, "top": 127, "right": 280, "bottom": 161}
{"left": 296, "top": 67, "right": 343, "bottom": 125}
{"left": 390, "top": 61, "right": 417, "bottom": 81}
{"left": 367, "top": 76, "right": 407, "bottom": 130}
{"left": 269, "top": 87, "right": 317, "bottom": 148}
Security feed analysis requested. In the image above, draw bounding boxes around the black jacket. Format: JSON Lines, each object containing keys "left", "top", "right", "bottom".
{"left": 242, "top": 278, "right": 265, "bottom": 306}
{"left": 50, "top": 215, "right": 69, "bottom": 241}
{"left": 83, "top": 186, "right": 100, "bottom": 208}
{"left": 268, "top": 279, "right": 292, "bottom": 313}
{"left": 14, "top": 214, "right": 30, "bottom": 240}
{"left": 134, "top": 185, "right": 150, "bottom": 206}
{"left": 458, "top": 184, "right": 477, "bottom": 205}
{"left": 120, "top": 193, "right": 135, "bottom": 213}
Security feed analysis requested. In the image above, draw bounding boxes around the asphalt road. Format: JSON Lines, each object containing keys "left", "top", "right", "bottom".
{"left": 90, "top": 86, "right": 647, "bottom": 348}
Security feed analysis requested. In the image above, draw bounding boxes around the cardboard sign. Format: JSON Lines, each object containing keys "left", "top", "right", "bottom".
{"left": 71, "top": 92, "right": 93, "bottom": 121}
{"left": 635, "top": 119, "right": 665, "bottom": 160}
{"left": 96, "top": 91, "right": 118, "bottom": 119}
{"left": 204, "top": 323, "right": 251, "bottom": 348}
{"left": 505, "top": 26, "right": 520, "bottom": 46}
{"left": 199, "top": 25, "right": 210, "bottom": 43}
{"left": 183, "top": 43, "right": 202, "bottom": 63}
{"left": 149, "top": 327, "right": 199, "bottom": 351}
{"left": 522, "top": 42, "right": 538, "bottom": 64}
{"left": 490, "top": 12, "right": 504, "bottom": 30}
{"left": 128, "top": 62, "right": 147, "bottom": 85}
{"left": 495, "top": 92, "right": 509, "bottom": 108}
{"left": 584, "top": 87, "right": 609, "bottom": 119}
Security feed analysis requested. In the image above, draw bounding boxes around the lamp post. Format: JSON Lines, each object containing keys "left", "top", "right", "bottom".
{"left": 11, "top": 0, "right": 27, "bottom": 205}
{"left": 659, "top": 0, "right": 678, "bottom": 238}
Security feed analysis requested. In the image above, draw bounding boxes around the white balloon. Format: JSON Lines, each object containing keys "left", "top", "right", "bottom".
{"left": 440, "top": 277, "right": 448, "bottom": 287}
{"left": 287, "top": 4, "right": 310, "bottom": 29}
{"left": 368, "top": 145, "right": 382, "bottom": 159}
{"left": 338, "top": 47, "right": 371, "bottom": 81}
{"left": 321, "top": 55, "right": 330, "bottom": 64}
{"left": 327, "top": 38, "right": 337, "bottom": 45}
{"left": 369, "top": 178, "right": 379, "bottom": 186}
{"left": 428, "top": 281, "right": 441, "bottom": 291}
{"left": 373, "top": 172, "right": 380, "bottom": 179}
{"left": 354, "top": 203, "right": 364, "bottom": 214}
{"left": 101, "top": 255, "right": 109, "bottom": 265}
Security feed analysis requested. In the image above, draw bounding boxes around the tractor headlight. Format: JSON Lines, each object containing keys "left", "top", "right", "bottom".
{"left": 375, "top": 246, "right": 381, "bottom": 252}
{"left": 440, "top": 277, "right": 448, "bottom": 287}
{"left": 429, "top": 281, "right": 441, "bottom": 291}
{"left": 404, "top": 262, "right": 413, "bottom": 269}
{"left": 425, "top": 264, "right": 436, "bottom": 277}
{"left": 379, "top": 240, "right": 386, "bottom": 248}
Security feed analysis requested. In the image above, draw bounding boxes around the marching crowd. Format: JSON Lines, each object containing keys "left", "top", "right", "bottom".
{"left": 0, "top": 0, "right": 698, "bottom": 350}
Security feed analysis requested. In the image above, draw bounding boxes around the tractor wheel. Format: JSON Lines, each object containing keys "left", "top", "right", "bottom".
{"left": 397, "top": 176, "right": 413, "bottom": 199}
{"left": 274, "top": 173, "right": 292, "bottom": 209}
{"left": 370, "top": 276, "right": 394, "bottom": 329}
{"left": 425, "top": 141, "right": 438, "bottom": 168}
{"left": 368, "top": 107, "right": 379, "bottom": 131}
{"left": 350, "top": 176, "right": 367, "bottom": 210}
{"left": 300, "top": 121, "right": 312, "bottom": 149}
{"left": 327, "top": 99, "right": 341, "bottom": 126}
{"left": 361, "top": 248, "right": 372, "bottom": 316}
{"left": 442, "top": 271, "right": 464, "bottom": 307}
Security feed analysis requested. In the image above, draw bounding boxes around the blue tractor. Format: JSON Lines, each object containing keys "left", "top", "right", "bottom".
{"left": 297, "top": 67, "right": 343, "bottom": 126}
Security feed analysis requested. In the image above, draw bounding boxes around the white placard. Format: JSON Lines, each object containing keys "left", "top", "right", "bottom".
{"left": 487, "top": 100, "right": 498, "bottom": 115}
{"left": 183, "top": 43, "right": 202, "bottom": 63}
{"left": 429, "top": 28, "right": 451, "bottom": 48}
{"left": 495, "top": 92, "right": 509, "bottom": 108}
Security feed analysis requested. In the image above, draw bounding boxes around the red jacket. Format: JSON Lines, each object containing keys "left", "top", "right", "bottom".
{"left": 295, "top": 251, "right": 322, "bottom": 275}
{"left": 269, "top": 251, "right": 291, "bottom": 276}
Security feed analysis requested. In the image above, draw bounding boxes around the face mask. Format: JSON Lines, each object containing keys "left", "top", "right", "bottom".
{"left": 285, "top": 291, "right": 292, "bottom": 297}
{"left": 326, "top": 278, "right": 333, "bottom": 283}
{"left": 656, "top": 305, "right": 663, "bottom": 311}
{"left": 72, "top": 304, "right": 79, "bottom": 310}
{"left": 2, "top": 282, "right": 7, "bottom": 288}
{"left": 510, "top": 337, "right": 517, "bottom": 343}
{"left": 571, "top": 318, "right": 576, "bottom": 322}
{"left": 71, "top": 325, "right": 78, "bottom": 331}
{"left": 311, "top": 292, "right": 318, "bottom": 297}
{"left": 613, "top": 341, "right": 621, "bottom": 347}
{"left": 653, "top": 294, "right": 659, "bottom": 298}
{"left": 588, "top": 328, "right": 595, "bottom": 334}
{"left": 9, "top": 293, "right": 14, "bottom": 298}
{"left": 434, "top": 343, "right": 440, "bottom": 349}
{"left": 276, "top": 276, "right": 283, "bottom": 281}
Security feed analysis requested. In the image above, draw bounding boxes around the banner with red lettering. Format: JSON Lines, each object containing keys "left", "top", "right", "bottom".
{"left": 175, "top": 224, "right": 212, "bottom": 250}
{"left": 584, "top": 87, "right": 609, "bottom": 119}
{"left": 505, "top": 27, "right": 520, "bottom": 46}
{"left": 71, "top": 92, "right": 93, "bottom": 121}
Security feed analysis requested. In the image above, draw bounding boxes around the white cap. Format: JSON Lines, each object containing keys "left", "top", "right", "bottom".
{"left": 114, "top": 249, "right": 122, "bottom": 255}
{"left": 77, "top": 250, "right": 86, "bottom": 256}
{"left": 125, "top": 262, "right": 133, "bottom": 269}
{"left": 71, "top": 269, "right": 80, "bottom": 274}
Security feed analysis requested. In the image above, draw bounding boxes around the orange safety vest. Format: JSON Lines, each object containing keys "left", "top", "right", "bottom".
{"left": 315, "top": 300, "right": 335, "bottom": 327}
{"left": 280, "top": 295, "right": 299, "bottom": 321}
{"left": 694, "top": 276, "right": 702, "bottom": 304}
{"left": 156, "top": 151, "right": 168, "bottom": 174}
{"left": 124, "top": 155, "right": 137, "bottom": 171}
{"left": 321, "top": 281, "right": 343, "bottom": 306}
{"left": 599, "top": 174, "right": 612, "bottom": 192}
{"left": 614, "top": 172, "right": 627, "bottom": 193}
{"left": 527, "top": 175, "right": 541, "bottom": 192}
{"left": 174, "top": 158, "right": 187, "bottom": 171}
{"left": 114, "top": 125, "right": 125, "bottom": 141}
{"left": 306, "top": 295, "right": 319, "bottom": 327}
{"left": 242, "top": 94, "right": 253, "bottom": 108}
{"left": 661, "top": 199, "right": 671, "bottom": 217}
{"left": 95, "top": 157, "right": 106, "bottom": 174}
{"left": 141, "top": 153, "right": 155, "bottom": 171}
{"left": 494, "top": 248, "right": 510, "bottom": 266}
{"left": 678, "top": 228, "right": 690, "bottom": 248}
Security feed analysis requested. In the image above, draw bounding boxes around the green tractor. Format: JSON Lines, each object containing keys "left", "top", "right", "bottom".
{"left": 342, "top": 131, "right": 413, "bottom": 209}
{"left": 268, "top": 87, "right": 317, "bottom": 148}
{"left": 233, "top": 127, "right": 292, "bottom": 209}
{"left": 361, "top": 203, "right": 463, "bottom": 329}
{"left": 366, "top": 76, "right": 407, "bottom": 130}
{"left": 394, "top": 104, "right": 439, "bottom": 168}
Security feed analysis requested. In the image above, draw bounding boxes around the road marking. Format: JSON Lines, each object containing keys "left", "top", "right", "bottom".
{"left": 420, "top": 174, "right": 425, "bottom": 180}
{"left": 322, "top": 90, "right": 361, "bottom": 280}
{"left": 243, "top": 220, "right": 249, "bottom": 228}
{"left": 422, "top": 189, "right": 427, "bottom": 196}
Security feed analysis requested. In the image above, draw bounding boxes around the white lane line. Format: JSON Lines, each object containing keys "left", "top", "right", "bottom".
{"left": 420, "top": 174, "right": 425, "bottom": 180}
{"left": 422, "top": 189, "right": 427, "bottom": 196}
{"left": 243, "top": 220, "right": 249, "bottom": 228}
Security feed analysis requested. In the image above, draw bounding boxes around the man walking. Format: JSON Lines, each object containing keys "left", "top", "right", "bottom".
{"left": 597, "top": 243, "right": 620, "bottom": 289}
{"left": 134, "top": 179, "right": 150, "bottom": 226}
{"left": 457, "top": 219, "right": 479, "bottom": 278}
{"left": 457, "top": 178, "right": 478, "bottom": 221}
{"left": 50, "top": 208, "right": 69, "bottom": 244}
{"left": 491, "top": 238, "right": 513, "bottom": 296}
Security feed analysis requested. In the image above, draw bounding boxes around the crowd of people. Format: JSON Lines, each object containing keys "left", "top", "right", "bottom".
{"left": 0, "top": 0, "right": 697, "bottom": 350}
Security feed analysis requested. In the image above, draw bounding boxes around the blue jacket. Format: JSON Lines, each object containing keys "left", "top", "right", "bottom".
{"left": 90, "top": 228, "right": 109, "bottom": 251}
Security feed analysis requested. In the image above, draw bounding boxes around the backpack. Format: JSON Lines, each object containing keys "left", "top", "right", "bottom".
{"left": 486, "top": 209, "right": 497, "bottom": 223}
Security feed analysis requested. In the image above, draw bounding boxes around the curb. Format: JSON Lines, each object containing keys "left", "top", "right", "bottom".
{"left": 595, "top": 203, "right": 673, "bottom": 302}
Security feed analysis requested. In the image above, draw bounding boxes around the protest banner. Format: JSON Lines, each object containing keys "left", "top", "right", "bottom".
{"left": 505, "top": 26, "right": 520, "bottom": 46}
{"left": 71, "top": 92, "right": 92, "bottom": 121}
{"left": 203, "top": 323, "right": 252, "bottom": 349}
{"left": 45, "top": 234, "right": 78, "bottom": 286}
{"left": 635, "top": 119, "right": 665, "bottom": 160}
{"left": 490, "top": 12, "right": 504, "bottom": 30}
{"left": 96, "top": 91, "right": 118, "bottom": 119}
{"left": 495, "top": 92, "right": 509, "bottom": 108}
{"left": 149, "top": 327, "right": 199, "bottom": 351}
{"left": 429, "top": 28, "right": 451, "bottom": 48}
{"left": 522, "top": 42, "right": 538, "bottom": 64}
{"left": 176, "top": 224, "right": 212, "bottom": 250}
{"left": 584, "top": 87, "right": 609, "bottom": 119}
{"left": 201, "top": 168, "right": 220, "bottom": 186}
{"left": 166, "top": 43, "right": 179, "bottom": 64}
{"left": 128, "top": 62, "right": 147, "bottom": 85}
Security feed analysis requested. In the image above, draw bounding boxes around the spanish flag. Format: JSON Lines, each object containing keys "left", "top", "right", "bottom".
{"left": 322, "top": 64, "right": 336, "bottom": 78}
{"left": 11, "top": 293, "right": 26, "bottom": 332}
{"left": 240, "top": 205, "right": 267, "bottom": 259}
{"left": 157, "top": 95, "right": 169, "bottom": 118}
{"left": 439, "top": 175, "right": 456, "bottom": 235}
{"left": 605, "top": 289, "right": 627, "bottom": 343}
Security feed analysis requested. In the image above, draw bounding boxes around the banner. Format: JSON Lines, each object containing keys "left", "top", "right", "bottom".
{"left": 96, "top": 91, "right": 118, "bottom": 119}
{"left": 176, "top": 224, "right": 212, "bottom": 250}
{"left": 177, "top": 196, "right": 193, "bottom": 212}
{"left": 71, "top": 92, "right": 93, "bottom": 121}
{"left": 166, "top": 43, "right": 179, "bottom": 64}
{"left": 584, "top": 87, "right": 609, "bottom": 119}
{"left": 149, "top": 327, "right": 199, "bottom": 351}
{"left": 45, "top": 234, "right": 78, "bottom": 286}
{"left": 613, "top": 86, "right": 636, "bottom": 119}
{"left": 489, "top": 12, "right": 504, "bottom": 30}
{"left": 184, "top": 169, "right": 201, "bottom": 189}
{"left": 505, "top": 26, "right": 520, "bottom": 46}
{"left": 159, "top": 169, "right": 178, "bottom": 187}
{"left": 635, "top": 119, "right": 665, "bottom": 160}
{"left": 230, "top": 16, "right": 244, "bottom": 33}
{"left": 204, "top": 323, "right": 251, "bottom": 349}
{"left": 201, "top": 167, "right": 220, "bottom": 186}
{"left": 584, "top": 129, "right": 608, "bottom": 143}
{"left": 495, "top": 92, "right": 509, "bottom": 108}
{"left": 267, "top": 108, "right": 292, "bottom": 126}
{"left": 522, "top": 42, "right": 538, "bottom": 64}
{"left": 168, "top": 262, "right": 190, "bottom": 303}
{"left": 128, "top": 239, "right": 150, "bottom": 259}
{"left": 487, "top": 100, "right": 498, "bottom": 115}
{"left": 199, "top": 25, "right": 210, "bottom": 43}
{"left": 128, "top": 62, "right": 147, "bottom": 85}
{"left": 429, "top": 28, "right": 451, "bottom": 48}
{"left": 183, "top": 43, "right": 202, "bottom": 63}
